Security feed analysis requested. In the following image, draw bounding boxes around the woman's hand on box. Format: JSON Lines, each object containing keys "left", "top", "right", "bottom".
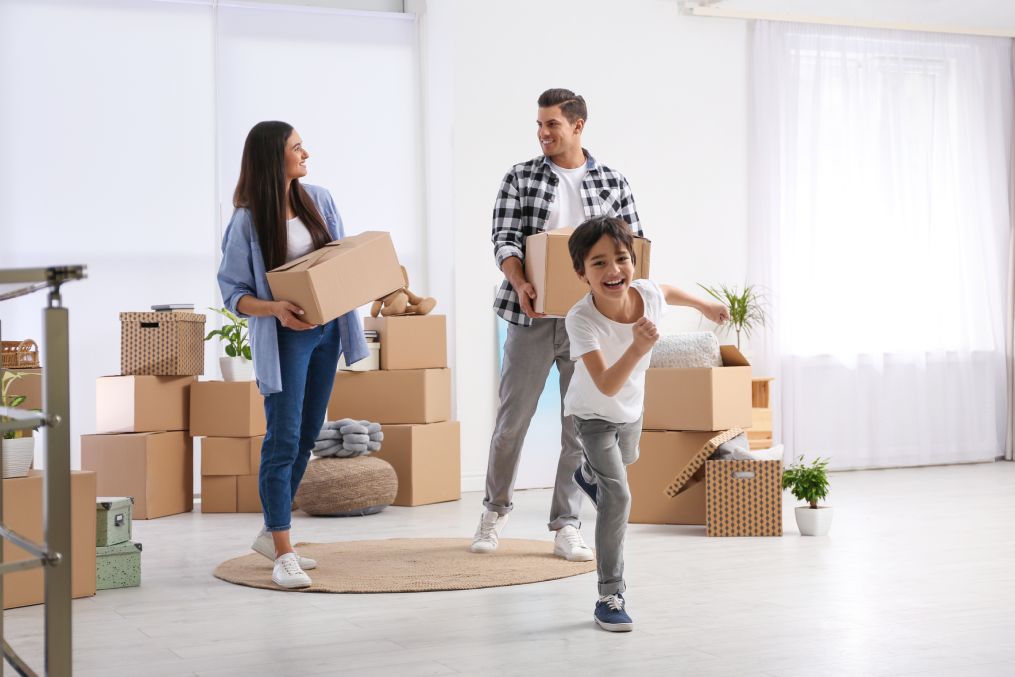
{"left": 272, "top": 301, "right": 316, "bottom": 330}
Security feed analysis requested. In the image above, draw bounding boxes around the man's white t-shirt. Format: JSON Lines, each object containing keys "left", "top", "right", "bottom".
{"left": 563, "top": 279, "right": 665, "bottom": 424}
{"left": 286, "top": 216, "right": 315, "bottom": 263}
{"left": 544, "top": 160, "right": 588, "bottom": 231}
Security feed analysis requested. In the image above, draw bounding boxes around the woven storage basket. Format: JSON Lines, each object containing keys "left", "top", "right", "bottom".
{"left": 1, "top": 340, "right": 39, "bottom": 369}
{"left": 120, "top": 312, "right": 205, "bottom": 376}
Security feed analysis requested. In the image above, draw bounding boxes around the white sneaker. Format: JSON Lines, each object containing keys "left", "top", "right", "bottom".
{"left": 252, "top": 529, "right": 317, "bottom": 570}
{"left": 272, "top": 552, "right": 312, "bottom": 589}
{"left": 470, "top": 510, "right": 508, "bottom": 553}
{"left": 553, "top": 524, "right": 594, "bottom": 562}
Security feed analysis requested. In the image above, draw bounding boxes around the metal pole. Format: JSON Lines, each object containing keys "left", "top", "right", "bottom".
{"left": 43, "top": 292, "right": 72, "bottom": 677}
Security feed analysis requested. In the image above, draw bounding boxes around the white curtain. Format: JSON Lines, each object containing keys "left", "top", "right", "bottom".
{"left": 750, "top": 21, "right": 1012, "bottom": 470}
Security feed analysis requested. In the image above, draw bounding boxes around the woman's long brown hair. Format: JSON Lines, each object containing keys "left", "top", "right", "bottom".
{"left": 233, "top": 121, "right": 332, "bottom": 270}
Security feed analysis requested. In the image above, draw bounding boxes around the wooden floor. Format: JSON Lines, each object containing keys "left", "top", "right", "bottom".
{"left": 4, "top": 462, "right": 1015, "bottom": 676}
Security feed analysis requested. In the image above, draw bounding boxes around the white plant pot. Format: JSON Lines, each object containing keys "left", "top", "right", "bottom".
{"left": 220, "top": 356, "right": 254, "bottom": 382}
{"left": 2, "top": 435, "right": 35, "bottom": 479}
{"left": 795, "top": 505, "right": 833, "bottom": 536}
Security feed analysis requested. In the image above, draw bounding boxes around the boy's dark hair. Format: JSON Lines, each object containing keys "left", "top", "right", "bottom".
{"left": 537, "top": 88, "right": 588, "bottom": 125}
{"left": 568, "top": 216, "right": 637, "bottom": 276}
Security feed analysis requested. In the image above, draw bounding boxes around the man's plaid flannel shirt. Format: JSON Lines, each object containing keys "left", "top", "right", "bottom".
{"left": 491, "top": 151, "right": 642, "bottom": 326}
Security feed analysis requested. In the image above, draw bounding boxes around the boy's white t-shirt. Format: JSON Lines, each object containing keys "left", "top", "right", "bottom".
{"left": 564, "top": 279, "right": 665, "bottom": 424}
{"left": 544, "top": 160, "right": 588, "bottom": 231}
{"left": 285, "top": 216, "right": 315, "bottom": 262}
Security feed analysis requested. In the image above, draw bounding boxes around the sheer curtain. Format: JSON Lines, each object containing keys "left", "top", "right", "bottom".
{"left": 750, "top": 21, "right": 1012, "bottom": 470}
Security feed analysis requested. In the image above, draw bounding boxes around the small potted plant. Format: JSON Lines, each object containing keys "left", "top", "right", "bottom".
{"left": 697, "top": 282, "right": 768, "bottom": 351}
{"left": 782, "top": 455, "right": 832, "bottom": 536}
{"left": 205, "top": 307, "right": 253, "bottom": 382}
{"left": 1, "top": 370, "right": 38, "bottom": 478}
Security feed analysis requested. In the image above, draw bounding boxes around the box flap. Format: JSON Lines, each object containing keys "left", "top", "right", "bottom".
{"left": 720, "top": 345, "right": 751, "bottom": 367}
{"left": 664, "top": 428, "right": 744, "bottom": 498}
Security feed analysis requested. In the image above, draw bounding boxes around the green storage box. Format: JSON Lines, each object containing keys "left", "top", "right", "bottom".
{"left": 96, "top": 541, "right": 142, "bottom": 590}
{"left": 96, "top": 496, "right": 133, "bottom": 547}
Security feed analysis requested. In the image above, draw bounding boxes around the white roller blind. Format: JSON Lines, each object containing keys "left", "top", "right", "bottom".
{"left": 216, "top": 3, "right": 425, "bottom": 280}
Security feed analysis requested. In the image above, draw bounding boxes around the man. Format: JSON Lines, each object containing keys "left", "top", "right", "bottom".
{"left": 471, "top": 88, "right": 642, "bottom": 560}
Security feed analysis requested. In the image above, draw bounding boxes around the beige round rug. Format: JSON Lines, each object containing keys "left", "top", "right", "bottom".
{"left": 213, "top": 538, "right": 596, "bottom": 593}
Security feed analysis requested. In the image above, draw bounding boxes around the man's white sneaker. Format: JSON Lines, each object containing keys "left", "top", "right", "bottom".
{"left": 272, "top": 552, "right": 312, "bottom": 589}
{"left": 252, "top": 529, "right": 317, "bottom": 570}
{"left": 553, "top": 524, "right": 594, "bottom": 562}
{"left": 470, "top": 510, "right": 508, "bottom": 553}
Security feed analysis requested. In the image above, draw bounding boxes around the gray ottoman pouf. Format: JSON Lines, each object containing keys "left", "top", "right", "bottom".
{"left": 295, "top": 456, "right": 398, "bottom": 517}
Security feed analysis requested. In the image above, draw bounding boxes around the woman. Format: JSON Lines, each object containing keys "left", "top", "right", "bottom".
{"left": 217, "top": 121, "right": 368, "bottom": 588}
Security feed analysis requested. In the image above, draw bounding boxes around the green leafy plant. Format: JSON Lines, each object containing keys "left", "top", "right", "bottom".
{"left": 782, "top": 456, "right": 830, "bottom": 509}
{"left": 205, "top": 307, "right": 252, "bottom": 361}
{"left": 697, "top": 283, "right": 768, "bottom": 350}
{"left": 1, "top": 370, "right": 34, "bottom": 440}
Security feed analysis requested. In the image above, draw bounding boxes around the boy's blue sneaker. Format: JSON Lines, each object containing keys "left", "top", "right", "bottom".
{"left": 594, "top": 593, "right": 633, "bottom": 632}
{"left": 573, "top": 467, "right": 598, "bottom": 508}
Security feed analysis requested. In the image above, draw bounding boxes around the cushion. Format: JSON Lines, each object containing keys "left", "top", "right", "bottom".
{"left": 295, "top": 456, "right": 398, "bottom": 517}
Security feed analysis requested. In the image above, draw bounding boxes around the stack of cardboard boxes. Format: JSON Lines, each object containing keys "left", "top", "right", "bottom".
{"left": 81, "top": 311, "right": 204, "bottom": 519}
{"left": 327, "top": 315, "right": 461, "bottom": 506}
{"left": 629, "top": 346, "right": 754, "bottom": 526}
{"left": 192, "top": 381, "right": 266, "bottom": 513}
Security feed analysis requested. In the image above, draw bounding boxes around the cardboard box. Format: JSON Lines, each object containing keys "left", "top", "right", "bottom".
{"left": 80, "top": 432, "right": 193, "bottom": 519}
{"left": 337, "top": 342, "right": 379, "bottom": 371}
{"left": 95, "top": 375, "right": 195, "bottom": 434}
{"left": 266, "top": 231, "right": 404, "bottom": 326}
{"left": 5, "top": 367, "right": 42, "bottom": 410}
{"left": 643, "top": 345, "right": 752, "bottom": 431}
{"left": 524, "top": 226, "right": 651, "bottom": 317}
{"left": 201, "top": 436, "right": 262, "bottom": 476}
{"left": 627, "top": 431, "right": 718, "bottom": 525}
{"left": 372, "top": 421, "right": 460, "bottom": 506}
{"left": 120, "top": 311, "right": 205, "bottom": 376}
{"left": 237, "top": 474, "right": 261, "bottom": 512}
{"left": 3, "top": 470, "right": 97, "bottom": 609}
{"left": 363, "top": 315, "right": 447, "bottom": 370}
{"left": 705, "top": 459, "right": 783, "bottom": 537}
{"left": 329, "top": 368, "right": 451, "bottom": 424}
{"left": 200, "top": 474, "right": 261, "bottom": 513}
{"left": 200, "top": 475, "right": 237, "bottom": 513}
{"left": 190, "top": 381, "right": 266, "bottom": 437}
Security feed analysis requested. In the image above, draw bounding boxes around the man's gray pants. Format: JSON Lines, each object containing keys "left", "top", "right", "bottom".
{"left": 483, "top": 318, "right": 583, "bottom": 532}
{"left": 573, "top": 414, "right": 642, "bottom": 596}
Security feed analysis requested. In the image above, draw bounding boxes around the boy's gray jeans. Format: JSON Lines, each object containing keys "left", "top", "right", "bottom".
{"left": 483, "top": 318, "right": 584, "bottom": 531}
{"left": 573, "top": 414, "right": 642, "bottom": 596}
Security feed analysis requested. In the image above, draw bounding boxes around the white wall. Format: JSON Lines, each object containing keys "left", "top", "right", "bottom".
{"left": 415, "top": 0, "right": 751, "bottom": 491}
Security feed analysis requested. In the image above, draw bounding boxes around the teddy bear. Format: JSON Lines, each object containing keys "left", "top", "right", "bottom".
{"left": 370, "top": 265, "right": 437, "bottom": 317}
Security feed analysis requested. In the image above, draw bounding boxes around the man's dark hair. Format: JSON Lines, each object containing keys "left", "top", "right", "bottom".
{"left": 537, "top": 88, "right": 588, "bottom": 125}
{"left": 568, "top": 216, "right": 637, "bottom": 276}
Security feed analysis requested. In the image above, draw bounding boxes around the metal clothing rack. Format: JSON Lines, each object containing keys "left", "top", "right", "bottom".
{"left": 0, "top": 266, "right": 86, "bottom": 677}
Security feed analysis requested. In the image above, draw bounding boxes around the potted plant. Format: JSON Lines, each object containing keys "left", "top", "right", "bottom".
{"left": 1, "top": 370, "right": 38, "bottom": 478}
{"left": 205, "top": 307, "right": 253, "bottom": 382}
{"left": 782, "top": 455, "right": 832, "bottom": 536}
{"left": 697, "top": 282, "right": 768, "bottom": 351}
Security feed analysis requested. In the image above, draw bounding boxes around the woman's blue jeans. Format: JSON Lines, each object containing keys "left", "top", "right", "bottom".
{"left": 260, "top": 320, "right": 341, "bottom": 532}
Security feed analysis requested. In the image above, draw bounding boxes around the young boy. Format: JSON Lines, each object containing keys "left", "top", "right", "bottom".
{"left": 564, "top": 216, "right": 728, "bottom": 632}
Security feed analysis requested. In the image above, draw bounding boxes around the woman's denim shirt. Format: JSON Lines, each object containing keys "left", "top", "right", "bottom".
{"left": 217, "top": 183, "right": 369, "bottom": 395}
